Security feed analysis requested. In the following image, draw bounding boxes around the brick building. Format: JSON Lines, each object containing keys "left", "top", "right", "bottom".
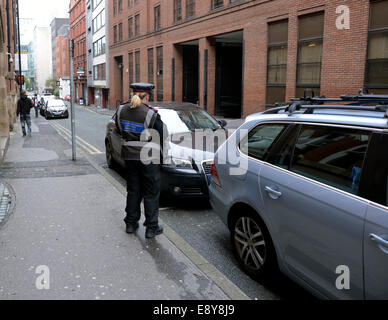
{"left": 50, "top": 18, "right": 70, "bottom": 78}
{"left": 70, "top": 0, "right": 87, "bottom": 103}
{"left": 56, "top": 35, "right": 70, "bottom": 79}
{"left": 0, "top": 0, "right": 18, "bottom": 160}
{"left": 108, "top": 0, "right": 388, "bottom": 118}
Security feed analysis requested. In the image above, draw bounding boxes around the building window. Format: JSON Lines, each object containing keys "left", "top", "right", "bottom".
{"left": 128, "top": 17, "right": 133, "bottom": 38}
{"left": 135, "top": 51, "right": 141, "bottom": 82}
{"left": 93, "top": 36, "right": 106, "bottom": 57}
{"left": 174, "top": 0, "right": 182, "bottom": 22}
{"left": 266, "top": 20, "right": 288, "bottom": 108}
{"left": 113, "top": 0, "right": 117, "bottom": 16}
{"left": 93, "top": 63, "right": 106, "bottom": 80}
{"left": 118, "top": 22, "right": 123, "bottom": 42}
{"left": 135, "top": 14, "right": 140, "bottom": 36}
{"left": 212, "top": 0, "right": 223, "bottom": 9}
{"left": 92, "top": 9, "right": 105, "bottom": 34}
{"left": 92, "top": 0, "right": 103, "bottom": 9}
{"left": 113, "top": 25, "right": 118, "bottom": 43}
{"left": 157, "top": 46, "right": 163, "bottom": 101}
{"left": 296, "top": 12, "right": 324, "bottom": 98}
{"left": 129, "top": 52, "right": 134, "bottom": 85}
{"left": 365, "top": 0, "right": 388, "bottom": 94}
{"left": 154, "top": 5, "right": 161, "bottom": 31}
{"left": 128, "top": 0, "right": 133, "bottom": 8}
{"left": 148, "top": 48, "right": 154, "bottom": 95}
{"left": 118, "top": 0, "right": 123, "bottom": 12}
{"left": 186, "top": 0, "right": 195, "bottom": 18}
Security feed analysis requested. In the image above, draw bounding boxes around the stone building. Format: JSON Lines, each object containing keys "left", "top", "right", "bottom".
{"left": 0, "top": 0, "right": 18, "bottom": 161}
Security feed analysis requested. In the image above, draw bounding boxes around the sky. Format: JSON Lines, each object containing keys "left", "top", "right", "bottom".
{"left": 19, "top": 0, "right": 70, "bottom": 44}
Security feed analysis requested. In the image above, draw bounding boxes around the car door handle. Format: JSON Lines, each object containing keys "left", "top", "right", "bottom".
{"left": 264, "top": 186, "right": 282, "bottom": 199}
{"left": 369, "top": 234, "right": 388, "bottom": 248}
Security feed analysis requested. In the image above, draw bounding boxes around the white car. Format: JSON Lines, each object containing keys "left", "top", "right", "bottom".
{"left": 44, "top": 99, "right": 69, "bottom": 119}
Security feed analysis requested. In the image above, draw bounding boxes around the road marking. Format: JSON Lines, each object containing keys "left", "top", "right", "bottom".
{"left": 50, "top": 122, "right": 103, "bottom": 155}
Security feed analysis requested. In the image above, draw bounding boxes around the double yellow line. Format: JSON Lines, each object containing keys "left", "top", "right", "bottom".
{"left": 50, "top": 122, "right": 103, "bottom": 155}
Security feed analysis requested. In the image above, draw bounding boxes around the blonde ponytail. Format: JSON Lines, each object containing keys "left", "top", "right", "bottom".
{"left": 130, "top": 95, "right": 142, "bottom": 108}
{"left": 130, "top": 92, "right": 148, "bottom": 109}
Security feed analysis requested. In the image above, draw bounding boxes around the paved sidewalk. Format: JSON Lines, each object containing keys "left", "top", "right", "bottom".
{"left": 0, "top": 117, "right": 245, "bottom": 300}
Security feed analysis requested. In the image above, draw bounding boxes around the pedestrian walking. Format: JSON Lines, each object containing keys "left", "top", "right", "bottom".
{"left": 116, "top": 83, "right": 167, "bottom": 239}
{"left": 16, "top": 90, "right": 34, "bottom": 137}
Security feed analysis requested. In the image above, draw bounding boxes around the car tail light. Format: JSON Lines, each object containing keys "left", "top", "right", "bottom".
{"left": 211, "top": 161, "right": 222, "bottom": 187}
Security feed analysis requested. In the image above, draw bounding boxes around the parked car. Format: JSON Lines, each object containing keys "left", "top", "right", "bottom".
{"left": 209, "top": 94, "right": 388, "bottom": 299}
{"left": 44, "top": 99, "right": 69, "bottom": 119}
{"left": 40, "top": 94, "right": 55, "bottom": 116}
{"left": 105, "top": 102, "right": 228, "bottom": 199}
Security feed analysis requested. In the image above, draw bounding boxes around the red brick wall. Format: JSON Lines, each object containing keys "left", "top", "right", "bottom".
{"left": 70, "top": 0, "right": 86, "bottom": 101}
{"left": 56, "top": 36, "right": 70, "bottom": 79}
{"left": 108, "top": 0, "right": 375, "bottom": 116}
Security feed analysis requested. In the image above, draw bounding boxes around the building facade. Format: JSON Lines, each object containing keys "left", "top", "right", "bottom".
{"left": 33, "top": 26, "right": 53, "bottom": 92}
{"left": 108, "top": 0, "right": 388, "bottom": 117}
{"left": 50, "top": 18, "right": 70, "bottom": 79}
{"left": 86, "top": 0, "right": 110, "bottom": 108}
{"left": 0, "top": 0, "right": 18, "bottom": 160}
{"left": 56, "top": 35, "right": 70, "bottom": 79}
{"left": 70, "top": 0, "right": 87, "bottom": 104}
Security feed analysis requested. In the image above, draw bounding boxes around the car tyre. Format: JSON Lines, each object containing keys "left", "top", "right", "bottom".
{"left": 231, "top": 211, "right": 278, "bottom": 281}
{"left": 105, "top": 140, "right": 115, "bottom": 169}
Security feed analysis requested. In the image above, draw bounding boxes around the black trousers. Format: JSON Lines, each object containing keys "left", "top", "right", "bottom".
{"left": 124, "top": 160, "right": 161, "bottom": 229}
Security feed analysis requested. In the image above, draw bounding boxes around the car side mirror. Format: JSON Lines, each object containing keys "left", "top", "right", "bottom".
{"left": 218, "top": 120, "right": 227, "bottom": 128}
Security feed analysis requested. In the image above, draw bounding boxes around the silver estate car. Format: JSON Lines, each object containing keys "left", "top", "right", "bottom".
{"left": 209, "top": 94, "right": 388, "bottom": 299}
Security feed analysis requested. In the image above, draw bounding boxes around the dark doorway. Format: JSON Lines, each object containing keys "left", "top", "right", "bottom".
{"left": 182, "top": 45, "right": 199, "bottom": 104}
{"left": 215, "top": 38, "right": 243, "bottom": 118}
{"left": 114, "top": 56, "right": 124, "bottom": 106}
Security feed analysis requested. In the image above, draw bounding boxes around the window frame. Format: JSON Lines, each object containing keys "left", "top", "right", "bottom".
{"left": 266, "top": 19, "right": 288, "bottom": 108}
{"left": 296, "top": 12, "right": 325, "bottom": 97}
{"left": 238, "top": 121, "right": 383, "bottom": 202}
{"left": 154, "top": 5, "right": 161, "bottom": 31}
{"left": 365, "top": 0, "right": 388, "bottom": 93}
{"left": 174, "top": 0, "right": 182, "bottom": 22}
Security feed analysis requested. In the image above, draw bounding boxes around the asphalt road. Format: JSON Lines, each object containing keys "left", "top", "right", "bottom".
{"left": 52, "top": 104, "right": 314, "bottom": 300}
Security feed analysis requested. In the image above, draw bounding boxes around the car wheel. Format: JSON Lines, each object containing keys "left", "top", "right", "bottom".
{"left": 231, "top": 212, "right": 277, "bottom": 281}
{"left": 105, "top": 140, "right": 115, "bottom": 169}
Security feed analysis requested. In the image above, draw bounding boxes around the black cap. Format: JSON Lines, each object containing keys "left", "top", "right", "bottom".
{"left": 130, "top": 83, "right": 155, "bottom": 94}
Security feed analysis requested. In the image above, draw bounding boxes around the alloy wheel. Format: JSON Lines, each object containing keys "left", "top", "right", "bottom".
{"left": 234, "top": 216, "right": 266, "bottom": 272}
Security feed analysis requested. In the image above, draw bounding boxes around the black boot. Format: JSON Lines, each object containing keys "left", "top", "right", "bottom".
{"left": 126, "top": 222, "right": 139, "bottom": 234}
{"left": 145, "top": 225, "right": 163, "bottom": 239}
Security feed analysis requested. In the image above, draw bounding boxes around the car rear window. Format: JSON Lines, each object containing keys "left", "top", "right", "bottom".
{"left": 290, "top": 125, "right": 371, "bottom": 195}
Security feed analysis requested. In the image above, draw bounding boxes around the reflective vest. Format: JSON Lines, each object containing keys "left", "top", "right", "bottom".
{"left": 117, "top": 103, "right": 159, "bottom": 161}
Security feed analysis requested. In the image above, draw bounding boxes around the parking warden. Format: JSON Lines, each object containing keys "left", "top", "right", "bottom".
{"left": 116, "top": 83, "right": 166, "bottom": 238}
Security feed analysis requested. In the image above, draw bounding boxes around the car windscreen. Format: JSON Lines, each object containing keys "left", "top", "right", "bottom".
{"left": 158, "top": 109, "right": 222, "bottom": 134}
{"left": 48, "top": 100, "right": 65, "bottom": 107}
